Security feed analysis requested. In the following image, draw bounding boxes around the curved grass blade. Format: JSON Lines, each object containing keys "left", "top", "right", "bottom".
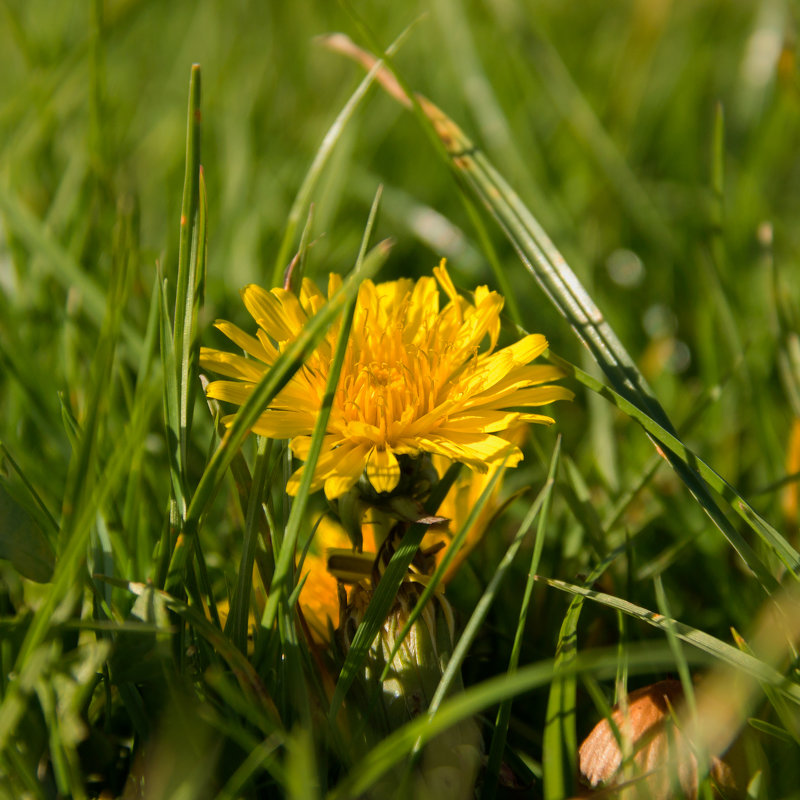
{"left": 427, "top": 448, "right": 559, "bottom": 719}
{"left": 261, "top": 186, "right": 384, "bottom": 642}
{"left": 271, "top": 24, "right": 415, "bottom": 288}
{"left": 538, "top": 576, "right": 800, "bottom": 706}
{"left": 162, "top": 66, "right": 204, "bottom": 519}
{"left": 166, "top": 238, "right": 392, "bottom": 594}
{"left": 549, "top": 351, "right": 800, "bottom": 580}
{"left": 177, "top": 164, "right": 207, "bottom": 487}
{"left": 323, "top": 35, "right": 794, "bottom": 593}
{"left": 483, "top": 439, "right": 560, "bottom": 800}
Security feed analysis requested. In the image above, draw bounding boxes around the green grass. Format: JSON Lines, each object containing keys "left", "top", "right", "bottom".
{"left": 2, "top": 1, "right": 800, "bottom": 797}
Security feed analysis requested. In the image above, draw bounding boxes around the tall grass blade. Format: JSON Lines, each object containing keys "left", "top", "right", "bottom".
{"left": 165, "top": 239, "right": 391, "bottom": 593}
{"left": 261, "top": 188, "right": 384, "bottom": 640}
{"left": 271, "top": 25, "right": 414, "bottom": 288}
{"left": 428, "top": 445, "right": 559, "bottom": 717}
{"left": 323, "top": 35, "right": 796, "bottom": 593}
{"left": 539, "top": 576, "right": 800, "bottom": 705}
{"left": 550, "top": 351, "right": 800, "bottom": 579}
{"left": 483, "top": 438, "right": 560, "bottom": 800}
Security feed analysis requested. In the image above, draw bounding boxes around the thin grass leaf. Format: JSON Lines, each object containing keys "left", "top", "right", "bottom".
{"left": 427, "top": 445, "right": 560, "bottom": 718}
{"left": 549, "top": 350, "right": 800, "bottom": 580}
{"left": 176, "top": 165, "right": 207, "bottom": 485}
{"left": 543, "top": 590, "right": 581, "bottom": 798}
{"left": 483, "top": 438, "right": 561, "bottom": 800}
{"left": 654, "top": 576, "right": 697, "bottom": 717}
{"left": 173, "top": 64, "right": 202, "bottom": 367}
{"left": 227, "top": 435, "right": 271, "bottom": 654}
{"left": 261, "top": 187, "right": 384, "bottom": 641}
{"left": 158, "top": 268, "right": 185, "bottom": 517}
{"left": 324, "top": 34, "right": 794, "bottom": 594}
{"left": 166, "top": 238, "right": 391, "bottom": 594}
{"left": 271, "top": 25, "right": 415, "bottom": 288}
{"left": 162, "top": 65, "right": 203, "bottom": 521}
{"left": 539, "top": 576, "right": 800, "bottom": 705}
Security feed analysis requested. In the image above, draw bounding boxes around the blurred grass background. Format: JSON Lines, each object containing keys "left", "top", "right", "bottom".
{"left": 2, "top": 0, "right": 800, "bottom": 797}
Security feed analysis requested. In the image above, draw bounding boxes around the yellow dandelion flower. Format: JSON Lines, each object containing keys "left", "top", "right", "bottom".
{"left": 200, "top": 260, "right": 572, "bottom": 500}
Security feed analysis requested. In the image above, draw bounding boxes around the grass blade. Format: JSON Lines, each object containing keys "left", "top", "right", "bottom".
{"left": 166, "top": 238, "right": 392, "bottom": 594}
{"left": 261, "top": 187, "right": 384, "bottom": 640}
{"left": 538, "top": 576, "right": 800, "bottom": 706}
{"left": 324, "top": 35, "right": 794, "bottom": 595}
{"left": 483, "top": 438, "right": 561, "bottom": 800}
{"left": 428, "top": 443, "right": 560, "bottom": 717}
{"left": 271, "top": 25, "right": 415, "bottom": 288}
{"left": 549, "top": 351, "right": 800, "bottom": 579}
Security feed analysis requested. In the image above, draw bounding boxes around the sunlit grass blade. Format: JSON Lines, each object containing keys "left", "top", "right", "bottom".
{"left": 538, "top": 576, "right": 800, "bottom": 705}
{"left": 654, "top": 575, "right": 699, "bottom": 723}
{"left": 483, "top": 437, "right": 561, "bottom": 800}
{"left": 427, "top": 442, "right": 560, "bottom": 724}
{"left": 549, "top": 350, "right": 800, "bottom": 580}
{"left": 165, "top": 238, "right": 392, "bottom": 594}
{"left": 174, "top": 75, "right": 205, "bottom": 483}
{"left": 271, "top": 24, "right": 415, "bottom": 288}
{"left": 324, "top": 34, "right": 794, "bottom": 594}
{"left": 261, "top": 187, "right": 384, "bottom": 645}
{"left": 159, "top": 66, "right": 203, "bottom": 528}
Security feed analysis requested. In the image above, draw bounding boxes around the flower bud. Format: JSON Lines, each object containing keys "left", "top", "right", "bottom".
{"left": 339, "top": 580, "right": 482, "bottom": 800}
